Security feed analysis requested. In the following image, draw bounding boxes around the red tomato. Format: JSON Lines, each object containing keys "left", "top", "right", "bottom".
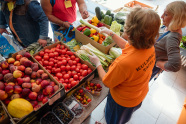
{"left": 60, "top": 45, "right": 65, "bottom": 49}
{"left": 65, "top": 65, "right": 71, "bottom": 71}
{"left": 69, "top": 78, "right": 74, "bottom": 83}
{"left": 75, "top": 68, "right": 80, "bottom": 73}
{"left": 57, "top": 56, "right": 63, "bottom": 61}
{"left": 82, "top": 64, "right": 88, "bottom": 70}
{"left": 54, "top": 64, "right": 58, "bottom": 68}
{"left": 43, "top": 55, "right": 49, "bottom": 60}
{"left": 54, "top": 59, "right": 58, "bottom": 64}
{"left": 39, "top": 51, "right": 44, "bottom": 56}
{"left": 39, "top": 61, "right": 43, "bottom": 65}
{"left": 77, "top": 63, "right": 81, "bottom": 66}
{"left": 64, "top": 55, "right": 69, "bottom": 58}
{"left": 43, "top": 61, "right": 49, "bottom": 66}
{"left": 70, "top": 65, "right": 76, "bottom": 71}
{"left": 79, "top": 69, "right": 83, "bottom": 73}
{"left": 72, "top": 60, "right": 77, "bottom": 65}
{"left": 52, "top": 68, "right": 56, "bottom": 73}
{"left": 60, "top": 78, "right": 64, "bottom": 83}
{"left": 88, "top": 68, "right": 92, "bottom": 74}
{"left": 48, "top": 61, "right": 54, "bottom": 66}
{"left": 56, "top": 44, "right": 61, "bottom": 49}
{"left": 66, "top": 51, "right": 74, "bottom": 56}
{"left": 71, "top": 55, "right": 76, "bottom": 60}
{"left": 79, "top": 89, "right": 83, "bottom": 93}
{"left": 49, "top": 58, "right": 54, "bottom": 62}
{"left": 71, "top": 71, "right": 77, "bottom": 77}
{"left": 67, "top": 84, "right": 71, "bottom": 89}
{"left": 73, "top": 75, "right": 78, "bottom": 80}
{"left": 62, "top": 83, "right": 68, "bottom": 90}
{"left": 57, "top": 61, "right": 63, "bottom": 67}
{"left": 48, "top": 50, "right": 52, "bottom": 53}
{"left": 49, "top": 53, "right": 55, "bottom": 58}
{"left": 60, "top": 65, "right": 66, "bottom": 71}
{"left": 47, "top": 66, "right": 52, "bottom": 70}
{"left": 68, "top": 60, "right": 73, "bottom": 66}
{"left": 64, "top": 79, "right": 69, "bottom": 83}
{"left": 56, "top": 68, "right": 61, "bottom": 73}
{"left": 79, "top": 76, "right": 84, "bottom": 81}
{"left": 35, "top": 55, "right": 42, "bottom": 61}
{"left": 56, "top": 73, "right": 63, "bottom": 79}
{"left": 44, "top": 49, "right": 50, "bottom": 53}
{"left": 81, "top": 70, "right": 88, "bottom": 76}
{"left": 55, "top": 48, "right": 60, "bottom": 53}
{"left": 77, "top": 65, "right": 81, "bottom": 69}
{"left": 44, "top": 53, "right": 49, "bottom": 56}
{"left": 54, "top": 52, "right": 59, "bottom": 57}
{"left": 75, "top": 58, "right": 80, "bottom": 63}
{"left": 51, "top": 48, "right": 56, "bottom": 52}
{"left": 66, "top": 58, "right": 71, "bottom": 61}
{"left": 67, "top": 71, "right": 72, "bottom": 77}
{"left": 61, "top": 50, "right": 66, "bottom": 55}
{"left": 61, "top": 60, "right": 67, "bottom": 65}
{"left": 53, "top": 76, "right": 59, "bottom": 81}
{"left": 46, "top": 69, "right": 51, "bottom": 74}
{"left": 77, "top": 73, "right": 81, "bottom": 76}
{"left": 61, "top": 71, "right": 66, "bottom": 75}
{"left": 63, "top": 74, "right": 70, "bottom": 79}
{"left": 71, "top": 81, "right": 77, "bottom": 87}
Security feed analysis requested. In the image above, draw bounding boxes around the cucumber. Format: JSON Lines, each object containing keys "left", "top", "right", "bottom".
{"left": 95, "top": 7, "right": 102, "bottom": 20}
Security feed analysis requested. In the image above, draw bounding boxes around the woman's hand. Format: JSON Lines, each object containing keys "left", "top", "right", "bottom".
{"left": 62, "top": 22, "right": 73, "bottom": 28}
{"left": 88, "top": 53, "right": 101, "bottom": 68}
{"left": 38, "top": 39, "right": 47, "bottom": 47}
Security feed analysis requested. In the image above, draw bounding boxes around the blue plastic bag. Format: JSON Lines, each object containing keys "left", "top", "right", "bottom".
{"left": 0, "top": 34, "right": 16, "bottom": 58}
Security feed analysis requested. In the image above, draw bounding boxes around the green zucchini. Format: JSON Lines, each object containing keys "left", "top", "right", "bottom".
{"left": 95, "top": 7, "right": 102, "bottom": 20}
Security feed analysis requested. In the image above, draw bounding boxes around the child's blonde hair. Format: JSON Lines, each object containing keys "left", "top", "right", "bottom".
{"left": 166, "top": 1, "right": 186, "bottom": 31}
{"left": 124, "top": 7, "right": 160, "bottom": 49}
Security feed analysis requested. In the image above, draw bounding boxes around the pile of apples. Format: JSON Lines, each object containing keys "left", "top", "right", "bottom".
{"left": 0, "top": 52, "right": 59, "bottom": 110}
{"left": 34, "top": 44, "right": 93, "bottom": 92}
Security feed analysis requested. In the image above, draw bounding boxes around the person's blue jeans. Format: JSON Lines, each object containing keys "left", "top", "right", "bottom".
{"left": 150, "top": 65, "right": 161, "bottom": 81}
{"left": 105, "top": 93, "right": 142, "bottom": 124}
{"left": 51, "top": 23, "right": 60, "bottom": 32}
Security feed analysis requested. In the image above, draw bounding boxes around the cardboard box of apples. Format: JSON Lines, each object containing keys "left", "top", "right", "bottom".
{"left": 0, "top": 50, "right": 65, "bottom": 124}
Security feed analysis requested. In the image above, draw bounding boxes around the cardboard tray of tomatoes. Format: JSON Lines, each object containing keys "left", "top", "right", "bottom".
{"left": 33, "top": 41, "right": 96, "bottom": 94}
{"left": 1, "top": 51, "right": 65, "bottom": 124}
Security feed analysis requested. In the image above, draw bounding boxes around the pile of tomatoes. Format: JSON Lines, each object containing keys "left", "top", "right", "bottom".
{"left": 34, "top": 44, "right": 93, "bottom": 92}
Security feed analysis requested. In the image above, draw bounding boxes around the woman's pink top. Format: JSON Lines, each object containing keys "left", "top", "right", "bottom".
{"left": 52, "top": 0, "right": 77, "bottom": 23}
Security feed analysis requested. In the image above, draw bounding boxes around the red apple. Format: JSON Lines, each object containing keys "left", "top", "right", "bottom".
{"left": 45, "top": 85, "right": 54, "bottom": 95}
{"left": 13, "top": 70, "right": 22, "bottom": 78}
{"left": 41, "top": 80, "right": 49, "bottom": 88}
{"left": 37, "top": 94, "right": 44, "bottom": 102}
{"left": 0, "top": 90, "right": 8, "bottom": 100}
{"left": 42, "top": 96, "right": 49, "bottom": 104}
{"left": 30, "top": 100, "right": 38, "bottom": 107}
{"left": 22, "top": 83, "right": 32, "bottom": 89}
{"left": 28, "top": 92, "right": 38, "bottom": 100}
{"left": 5, "top": 85, "right": 14, "bottom": 93}
{"left": 36, "top": 78, "right": 42, "bottom": 85}
{"left": 16, "top": 54, "right": 22, "bottom": 61}
{"left": 17, "top": 78, "right": 24, "bottom": 85}
{"left": 22, "top": 88, "right": 31, "bottom": 97}
{"left": 32, "top": 84, "right": 41, "bottom": 93}
{"left": 14, "top": 85, "right": 22, "bottom": 94}
{"left": 0, "top": 81, "right": 5, "bottom": 90}
{"left": 23, "top": 77, "right": 30, "bottom": 83}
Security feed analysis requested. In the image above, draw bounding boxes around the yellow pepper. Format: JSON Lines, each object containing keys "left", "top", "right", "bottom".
{"left": 90, "top": 28, "right": 97, "bottom": 34}
{"left": 91, "top": 16, "right": 99, "bottom": 24}
{"left": 91, "top": 23, "right": 97, "bottom": 26}
{"left": 92, "top": 35, "right": 99, "bottom": 42}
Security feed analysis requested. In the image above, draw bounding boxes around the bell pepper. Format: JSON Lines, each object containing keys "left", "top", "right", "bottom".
{"left": 77, "top": 26, "right": 86, "bottom": 31}
{"left": 97, "top": 22, "right": 104, "bottom": 27}
{"left": 91, "top": 23, "right": 97, "bottom": 26}
{"left": 90, "top": 28, "right": 97, "bottom": 34}
{"left": 92, "top": 35, "right": 99, "bottom": 42}
{"left": 91, "top": 16, "right": 99, "bottom": 24}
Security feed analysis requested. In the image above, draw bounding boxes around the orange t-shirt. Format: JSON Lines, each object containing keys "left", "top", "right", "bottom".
{"left": 102, "top": 43, "right": 156, "bottom": 107}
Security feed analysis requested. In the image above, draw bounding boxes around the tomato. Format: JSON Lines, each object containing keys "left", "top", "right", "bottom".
{"left": 77, "top": 65, "right": 81, "bottom": 69}
{"left": 43, "top": 61, "right": 49, "bottom": 66}
{"left": 79, "top": 76, "right": 84, "bottom": 81}
{"left": 69, "top": 78, "right": 74, "bottom": 83}
{"left": 77, "top": 63, "right": 81, "bottom": 66}
{"left": 79, "top": 69, "right": 83, "bottom": 73}
{"left": 48, "top": 61, "right": 54, "bottom": 66}
{"left": 54, "top": 64, "right": 58, "bottom": 68}
{"left": 63, "top": 74, "right": 70, "bottom": 79}
{"left": 71, "top": 71, "right": 77, "bottom": 77}
{"left": 75, "top": 58, "right": 80, "bottom": 63}
{"left": 75, "top": 68, "right": 80, "bottom": 73}
{"left": 60, "top": 65, "right": 66, "bottom": 71}
{"left": 43, "top": 55, "right": 49, "bottom": 60}
{"left": 57, "top": 61, "right": 63, "bottom": 67}
{"left": 77, "top": 73, "right": 81, "bottom": 76}
{"left": 71, "top": 55, "right": 76, "bottom": 60}
{"left": 53, "top": 76, "right": 59, "bottom": 81}
{"left": 55, "top": 68, "right": 61, "bottom": 73}
{"left": 64, "top": 79, "right": 69, "bottom": 83}
{"left": 57, "top": 56, "right": 63, "bottom": 61}
{"left": 49, "top": 58, "right": 54, "bottom": 62}
{"left": 51, "top": 48, "right": 56, "bottom": 52}
{"left": 81, "top": 70, "right": 88, "bottom": 76}
{"left": 68, "top": 60, "right": 73, "bottom": 66}
{"left": 67, "top": 84, "right": 71, "bottom": 89}
{"left": 46, "top": 69, "right": 51, "bottom": 74}
{"left": 61, "top": 60, "right": 67, "bottom": 65}
{"left": 62, "top": 83, "right": 68, "bottom": 90}
{"left": 71, "top": 81, "right": 77, "bottom": 87}
{"left": 66, "top": 51, "right": 74, "bottom": 56}
{"left": 66, "top": 58, "right": 71, "bottom": 61}
{"left": 65, "top": 65, "right": 71, "bottom": 71}
{"left": 88, "top": 68, "right": 92, "bottom": 74}
{"left": 49, "top": 53, "right": 55, "bottom": 58}
{"left": 82, "top": 64, "right": 88, "bottom": 70}
{"left": 56, "top": 44, "right": 61, "bottom": 49}
{"left": 60, "top": 45, "right": 65, "bottom": 49}
{"left": 39, "top": 51, "right": 44, "bottom": 56}
{"left": 79, "top": 89, "right": 83, "bottom": 93}
{"left": 73, "top": 75, "right": 78, "bottom": 80}
{"left": 35, "top": 55, "right": 42, "bottom": 61}
{"left": 60, "top": 78, "right": 64, "bottom": 83}
{"left": 54, "top": 52, "right": 59, "bottom": 57}
{"left": 67, "top": 71, "right": 72, "bottom": 77}
{"left": 64, "top": 55, "right": 69, "bottom": 58}
{"left": 48, "top": 50, "right": 52, "bottom": 53}
{"left": 54, "top": 59, "right": 58, "bottom": 64}
{"left": 56, "top": 73, "right": 63, "bottom": 79}
{"left": 72, "top": 60, "right": 77, "bottom": 65}
{"left": 39, "top": 61, "right": 43, "bottom": 65}
{"left": 61, "top": 71, "right": 66, "bottom": 75}
{"left": 44, "top": 49, "right": 50, "bottom": 53}
{"left": 52, "top": 68, "right": 56, "bottom": 73}
{"left": 61, "top": 50, "right": 66, "bottom": 55}
{"left": 47, "top": 66, "right": 52, "bottom": 70}
{"left": 70, "top": 65, "right": 76, "bottom": 71}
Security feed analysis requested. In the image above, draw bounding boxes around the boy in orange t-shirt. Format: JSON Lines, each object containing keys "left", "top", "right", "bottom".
{"left": 89, "top": 7, "right": 160, "bottom": 124}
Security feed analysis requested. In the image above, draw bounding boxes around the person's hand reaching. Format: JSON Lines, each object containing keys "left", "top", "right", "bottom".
{"left": 88, "top": 53, "right": 101, "bottom": 68}
{"left": 81, "top": 10, "right": 89, "bottom": 19}
{"left": 100, "top": 27, "right": 114, "bottom": 36}
{"left": 38, "top": 39, "right": 47, "bottom": 47}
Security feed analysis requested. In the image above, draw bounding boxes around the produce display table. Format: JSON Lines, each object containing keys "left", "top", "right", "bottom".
{"left": 71, "top": 77, "right": 109, "bottom": 124}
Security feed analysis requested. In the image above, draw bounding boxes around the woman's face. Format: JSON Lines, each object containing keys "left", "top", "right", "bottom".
{"left": 161, "top": 9, "right": 173, "bottom": 27}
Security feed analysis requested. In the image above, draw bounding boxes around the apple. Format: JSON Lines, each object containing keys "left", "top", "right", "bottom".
{"left": 42, "top": 96, "right": 49, "bottom": 104}
{"left": 36, "top": 78, "right": 42, "bottom": 85}
{"left": 32, "top": 84, "right": 41, "bottom": 93}
{"left": 25, "top": 67, "right": 32, "bottom": 75}
{"left": 28, "top": 92, "right": 38, "bottom": 100}
{"left": 14, "top": 85, "right": 22, "bottom": 94}
{"left": 45, "top": 85, "right": 54, "bottom": 95}
{"left": 37, "top": 94, "right": 44, "bottom": 102}
{"left": 22, "top": 88, "right": 31, "bottom": 97}
{"left": 0, "top": 81, "right": 5, "bottom": 90}
{"left": 1, "top": 61, "right": 9, "bottom": 69}
{"left": 13, "top": 70, "right": 22, "bottom": 78}
{"left": 0, "top": 90, "right": 8, "bottom": 100}
{"left": 22, "top": 83, "right": 32, "bottom": 89}
{"left": 17, "top": 78, "right": 24, "bottom": 85}
{"left": 23, "top": 77, "right": 30, "bottom": 83}
{"left": 5, "top": 85, "right": 14, "bottom": 93}
{"left": 16, "top": 54, "right": 22, "bottom": 61}
{"left": 13, "top": 61, "right": 20, "bottom": 66}
{"left": 54, "top": 85, "right": 59, "bottom": 92}
{"left": 41, "top": 80, "right": 49, "bottom": 88}
{"left": 17, "top": 65, "right": 25, "bottom": 71}
{"left": 30, "top": 100, "right": 38, "bottom": 107}
{"left": 0, "top": 74, "right": 3, "bottom": 81}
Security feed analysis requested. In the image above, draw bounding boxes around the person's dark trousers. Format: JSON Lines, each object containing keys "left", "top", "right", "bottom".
{"left": 105, "top": 93, "right": 142, "bottom": 124}
{"left": 150, "top": 65, "right": 161, "bottom": 81}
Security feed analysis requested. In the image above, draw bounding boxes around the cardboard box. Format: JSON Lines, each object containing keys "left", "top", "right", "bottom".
{"left": 3, "top": 52, "right": 65, "bottom": 124}
{"left": 33, "top": 42, "right": 96, "bottom": 93}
